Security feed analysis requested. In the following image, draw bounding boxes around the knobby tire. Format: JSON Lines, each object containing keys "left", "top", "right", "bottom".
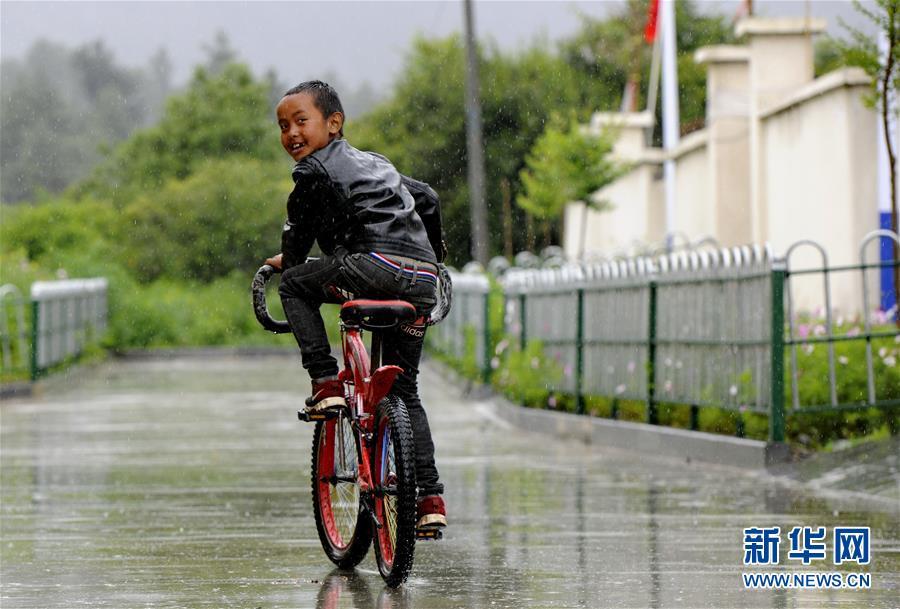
{"left": 311, "top": 410, "right": 372, "bottom": 568}
{"left": 372, "top": 395, "right": 418, "bottom": 587}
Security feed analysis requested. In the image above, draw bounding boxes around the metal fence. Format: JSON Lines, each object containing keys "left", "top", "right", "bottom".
{"left": 782, "top": 231, "right": 900, "bottom": 414}
{"left": 503, "top": 246, "right": 774, "bottom": 425}
{"left": 427, "top": 270, "right": 491, "bottom": 379}
{"left": 30, "top": 278, "right": 108, "bottom": 379}
{"left": 1, "top": 284, "right": 29, "bottom": 378}
{"left": 436, "top": 231, "right": 899, "bottom": 445}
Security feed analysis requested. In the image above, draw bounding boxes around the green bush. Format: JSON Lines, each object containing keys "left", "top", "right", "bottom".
{"left": 103, "top": 272, "right": 297, "bottom": 350}
{"left": 1, "top": 197, "right": 118, "bottom": 266}
{"left": 784, "top": 330, "right": 900, "bottom": 448}
{"left": 120, "top": 158, "right": 290, "bottom": 283}
{"left": 490, "top": 338, "right": 563, "bottom": 409}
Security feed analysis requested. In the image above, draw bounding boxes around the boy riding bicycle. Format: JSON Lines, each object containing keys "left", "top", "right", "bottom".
{"left": 264, "top": 80, "right": 447, "bottom": 531}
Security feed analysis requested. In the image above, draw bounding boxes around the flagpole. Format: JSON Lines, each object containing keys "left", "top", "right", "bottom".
{"left": 660, "top": 0, "right": 679, "bottom": 252}
{"left": 645, "top": 10, "right": 662, "bottom": 146}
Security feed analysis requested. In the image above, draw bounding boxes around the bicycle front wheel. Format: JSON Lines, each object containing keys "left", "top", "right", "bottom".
{"left": 372, "top": 395, "right": 418, "bottom": 587}
{"left": 311, "top": 409, "right": 372, "bottom": 568}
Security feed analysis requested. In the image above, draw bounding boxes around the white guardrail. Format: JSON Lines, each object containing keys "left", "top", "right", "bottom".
{"left": 31, "top": 278, "right": 108, "bottom": 375}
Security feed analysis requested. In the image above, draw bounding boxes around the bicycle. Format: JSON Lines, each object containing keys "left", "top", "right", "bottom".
{"left": 251, "top": 262, "right": 451, "bottom": 587}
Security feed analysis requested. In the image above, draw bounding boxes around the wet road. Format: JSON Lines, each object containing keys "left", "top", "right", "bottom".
{"left": 1, "top": 353, "right": 898, "bottom": 608}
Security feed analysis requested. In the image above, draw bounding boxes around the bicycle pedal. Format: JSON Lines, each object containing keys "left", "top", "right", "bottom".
{"left": 297, "top": 409, "right": 340, "bottom": 423}
{"left": 416, "top": 528, "right": 444, "bottom": 541}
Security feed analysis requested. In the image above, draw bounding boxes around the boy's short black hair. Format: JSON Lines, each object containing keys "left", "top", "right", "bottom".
{"left": 284, "top": 80, "right": 345, "bottom": 136}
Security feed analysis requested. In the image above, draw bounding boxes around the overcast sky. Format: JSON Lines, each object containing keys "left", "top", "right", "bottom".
{"left": 1, "top": 1, "right": 877, "bottom": 90}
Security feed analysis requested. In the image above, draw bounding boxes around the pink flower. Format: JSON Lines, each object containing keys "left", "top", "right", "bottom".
{"left": 797, "top": 324, "right": 810, "bottom": 340}
{"left": 813, "top": 324, "right": 826, "bottom": 337}
{"left": 627, "top": 361, "right": 636, "bottom": 373}
{"left": 847, "top": 327, "right": 861, "bottom": 338}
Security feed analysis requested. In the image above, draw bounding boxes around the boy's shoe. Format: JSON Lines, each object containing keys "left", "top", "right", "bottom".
{"left": 303, "top": 379, "right": 346, "bottom": 413}
{"left": 416, "top": 495, "right": 447, "bottom": 529}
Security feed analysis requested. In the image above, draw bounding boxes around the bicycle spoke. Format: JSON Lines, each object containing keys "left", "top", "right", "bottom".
{"left": 325, "top": 415, "right": 360, "bottom": 545}
{"left": 382, "top": 437, "right": 398, "bottom": 552}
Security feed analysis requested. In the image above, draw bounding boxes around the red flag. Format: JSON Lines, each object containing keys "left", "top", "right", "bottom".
{"left": 644, "top": 0, "right": 660, "bottom": 43}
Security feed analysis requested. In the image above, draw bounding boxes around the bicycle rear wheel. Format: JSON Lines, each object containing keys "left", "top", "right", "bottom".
{"left": 311, "top": 409, "right": 372, "bottom": 568}
{"left": 371, "top": 395, "right": 417, "bottom": 587}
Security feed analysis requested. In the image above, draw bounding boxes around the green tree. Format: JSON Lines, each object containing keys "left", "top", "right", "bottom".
{"left": 120, "top": 158, "right": 290, "bottom": 283}
{"left": 351, "top": 36, "right": 588, "bottom": 263}
{"left": 517, "top": 121, "right": 619, "bottom": 219}
{"left": 203, "top": 30, "right": 239, "bottom": 76}
{"left": 561, "top": 0, "right": 733, "bottom": 137}
{"left": 350, "top": 2, "right": 732, "bottom": 263}
{"left": 79, "top": 62, "right": 282, "bottom": 206}
{"left": 517, "top": 120, "right": 620, "bottom": 249}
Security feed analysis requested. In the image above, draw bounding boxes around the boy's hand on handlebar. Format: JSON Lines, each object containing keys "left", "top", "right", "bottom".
{"left": 265, "top": 253, "right": 283, "bottom": 271}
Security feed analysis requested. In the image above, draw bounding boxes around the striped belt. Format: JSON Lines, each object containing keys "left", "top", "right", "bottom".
{"left": 368, "top": 252, "right": 438, "bottom": 284}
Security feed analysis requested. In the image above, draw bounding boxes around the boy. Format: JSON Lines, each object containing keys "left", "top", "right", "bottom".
{"left": 264, "top": 80, "right": 447, "bottom": 530}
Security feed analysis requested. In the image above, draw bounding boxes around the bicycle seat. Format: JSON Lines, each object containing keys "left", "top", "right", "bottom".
{"left": 340, "top": 299, "right": 417, "bottom": 330}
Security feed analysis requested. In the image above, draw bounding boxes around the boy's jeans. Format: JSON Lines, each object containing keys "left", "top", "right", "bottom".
{"left": 279, "top": 248, "right": 443, "bottom": 496}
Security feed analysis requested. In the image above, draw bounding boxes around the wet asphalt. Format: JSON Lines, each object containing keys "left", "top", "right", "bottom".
{"left": 1, "top": 353, "right": 898, "bottom": 609}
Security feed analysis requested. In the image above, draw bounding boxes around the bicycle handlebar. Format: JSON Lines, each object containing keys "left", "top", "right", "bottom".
{"left": 251, "top": 264, "right": 292, "bottom": 334}
{"left": 251, "top": 262, "right": 453, "bottom": 334}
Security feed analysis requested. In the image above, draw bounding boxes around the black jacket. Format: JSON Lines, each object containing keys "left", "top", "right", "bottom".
{"left": 281, "top": 139, "right": 444, "bottom": 270}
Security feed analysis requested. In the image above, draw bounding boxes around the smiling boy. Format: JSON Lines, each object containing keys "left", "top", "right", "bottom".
{"left": 265, "top": 80, "right": 447, "bottom": 531}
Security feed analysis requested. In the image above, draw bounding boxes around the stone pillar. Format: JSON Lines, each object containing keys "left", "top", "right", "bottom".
{"left": 695, "top": 45, "right": 751, "bottom": 247}
{"left": 586, "top": 111, "right": 655, "bottom": 161}
{"left": 737, "top": 17, "right": 826, "bottom": 244}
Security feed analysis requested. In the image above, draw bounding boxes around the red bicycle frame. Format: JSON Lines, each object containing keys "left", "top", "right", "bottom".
{"left": 337, "top": 323, "right": 404, "bottom": 496}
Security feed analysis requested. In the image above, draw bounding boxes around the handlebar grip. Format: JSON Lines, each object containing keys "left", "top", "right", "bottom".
{"left": 251, "top": 264, "right": 292, "bottom": 334}
{"left": 426, "top": 264, "right": 453, "bottom": 326}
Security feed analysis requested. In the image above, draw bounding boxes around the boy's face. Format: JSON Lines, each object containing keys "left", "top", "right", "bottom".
{"left": 276, "top": 92, "right": 344, "bottom": 162}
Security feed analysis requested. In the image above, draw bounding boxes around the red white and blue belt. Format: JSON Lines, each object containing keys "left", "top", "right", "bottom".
{"left": 368, "top": 252, "right": 438, "bottom": 284}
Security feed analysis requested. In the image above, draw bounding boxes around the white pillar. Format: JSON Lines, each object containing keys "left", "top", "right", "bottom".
{"left": 737, "top": 17, "right": 825, "bottom": 245}
{"left": 661, "top": 0, "right": 679, "bottom": 250}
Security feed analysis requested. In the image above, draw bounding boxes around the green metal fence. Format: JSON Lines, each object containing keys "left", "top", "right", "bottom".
{"left": 439, "top": 231, "right": 900, "bottom": 446}
{"left": 503, "top": 246, "right": 774, "bottom": 427}
{"left": 428, "top": 270, "right": 491, "bottom": 380}
{"left": 30, "top": 278, "right": 108, "bottom": 380}
{"left": 782, "top": 231, "right": 900, "bottom": 415}
{"left": 1, "top": 284, "right": 29, "bottom": 379}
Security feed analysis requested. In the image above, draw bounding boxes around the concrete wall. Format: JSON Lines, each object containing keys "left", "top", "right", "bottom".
{"left": 564, "top": 16, "right": 883, "bottom": 315}
{"left": 673, "top": 130, "right": 711, "bottom": 241}
{"left": 565, "top": 162, "right": 663, "bottom": 259}
{"left": 761, "top": 68, "right": 879, "bottom": 314}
